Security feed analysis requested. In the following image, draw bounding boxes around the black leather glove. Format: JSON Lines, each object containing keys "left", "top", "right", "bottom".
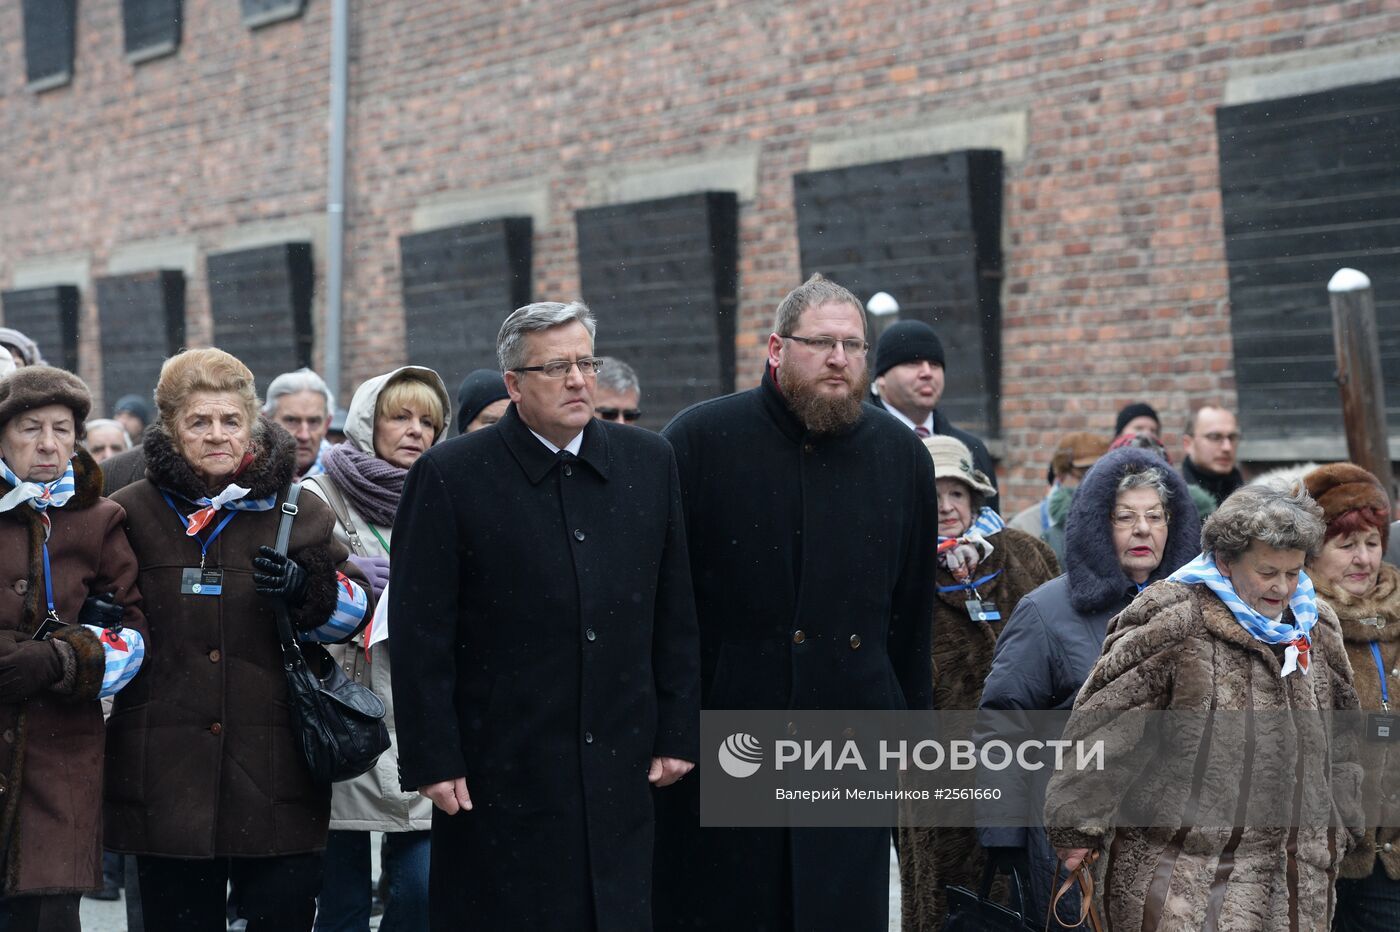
{"left": 78, "top": 592, "right": 124, "bottom": 630}
{"left": 252, "top": 546, "right": 310, "bottom": 607}
{"left": 0, "top": 630, "right": 64, "bottom": 703}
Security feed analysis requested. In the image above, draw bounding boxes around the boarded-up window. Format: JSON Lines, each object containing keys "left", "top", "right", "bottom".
{"left": 22, "top": 0, "right": 77, "bottom": 91}
{"left": 793, "top": 151, "right": 1004, "bottom": 437}
{"left": 399, "top": 218, "right": 532, "bottom": 399}
{"left": 0, "top": 285, "right": 81, "bottom": 371}
{"left": 95, "top": 270, "right": 185, "bottom": 407}
{"left": 575, "top": 192, "right": 739, "bottom": 429}
{"left": 240, "top": 0, "right": 305, "bottom": 29}
{"left": 207, "top": 243, "right": 314, "bottom": 391}
{"left": 123, "top": 0, "right": 182, "bottom": 63}
{"left": 1218, "top": 78, "right": 1400, "bottom": 451}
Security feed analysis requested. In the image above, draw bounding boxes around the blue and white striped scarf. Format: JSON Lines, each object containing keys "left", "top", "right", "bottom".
{"left": 938, "top": 506, "right": 1005, "bottom": 547}
{"left": 1168, "top": 552, "right": 1318, "bottom": 677}
{"left": 0, "top": 456, "right": 77, "bottom": 535}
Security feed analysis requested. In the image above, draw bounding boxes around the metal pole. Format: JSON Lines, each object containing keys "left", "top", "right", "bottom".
{"left": 1329, "top": 268, "right": 1394, "bottom": 496}
{"left": 324, "top": 0, "right": 349, "bottom": 401}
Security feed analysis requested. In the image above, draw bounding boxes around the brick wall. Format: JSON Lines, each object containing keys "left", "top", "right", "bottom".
{"left": 2, "top": 0, "right": 1398, "bottom": 511}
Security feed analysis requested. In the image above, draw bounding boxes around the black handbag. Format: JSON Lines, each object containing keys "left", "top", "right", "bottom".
{"left": 943, "top": 858, "right": 1037, "bottom": 932}
{"left": 271, "top": 482, "right": 391, "bottom": 784}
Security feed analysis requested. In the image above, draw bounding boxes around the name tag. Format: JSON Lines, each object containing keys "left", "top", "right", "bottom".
{"left": 181, "top": 567, "right": 224, "bottom": 596}
{"left": 1368, "top": 713, "right": 1398, "bottom": 742}
{"left": 965, "top": 599, "right": 1001, "bottom": 623}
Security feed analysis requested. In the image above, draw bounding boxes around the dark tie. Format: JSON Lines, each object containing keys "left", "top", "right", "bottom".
{"left": 914, "top": 426, "right": 931, "bottom": 438}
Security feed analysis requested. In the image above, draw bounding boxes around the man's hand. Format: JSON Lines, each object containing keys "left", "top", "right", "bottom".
{"left": 1057, "top": 846, "right": 1092, "bottom": 871}
{"left": 420, "top": 777, "right": 472, "bottom": 814}
{"left": 648, "top": 756, "right": 694, "bottom": 787}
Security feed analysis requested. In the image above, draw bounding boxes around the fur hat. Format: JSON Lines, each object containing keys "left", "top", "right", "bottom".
{"left": 923, "top": 434, "right": 996, "bottom": 496}
{"left": 874, "top": 320, "right": 945, "bottom": 378}
{"left": 1303, "top": 463, "right": 1391, "bottom": 534}
{"left": 0, "top": 366, "right": 92, "bottom": 430}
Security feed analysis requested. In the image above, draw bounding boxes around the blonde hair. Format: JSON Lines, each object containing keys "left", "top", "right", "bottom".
{"left": 155, "top": 348, "right": 259, "bottom": 429}
{"left": 376, "top": 375, "right": 445, "bottom": 437}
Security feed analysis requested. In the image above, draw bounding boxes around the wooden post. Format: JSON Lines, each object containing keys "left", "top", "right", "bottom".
{"left": 1329, "top": 268, "right": 1395, "bottom": 497}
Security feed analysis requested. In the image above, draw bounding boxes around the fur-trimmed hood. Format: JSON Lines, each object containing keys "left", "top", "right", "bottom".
{"left": 1063, "top": 447, "right": 1201, "bottom": 614}
{"left": 142, "top": 417, "right": 296, "bottom": 500}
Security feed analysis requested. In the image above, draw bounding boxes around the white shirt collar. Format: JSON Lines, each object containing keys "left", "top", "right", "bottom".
{"left": 883, "top": 402, "right": 933, "bottom": 435}
{"left": 529, "top": 428, "right": 584, "bottom": 456}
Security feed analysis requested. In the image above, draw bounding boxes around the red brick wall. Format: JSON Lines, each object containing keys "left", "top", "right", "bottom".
{"left": 2, "top": 0, "right": 1397, "bottom": 511}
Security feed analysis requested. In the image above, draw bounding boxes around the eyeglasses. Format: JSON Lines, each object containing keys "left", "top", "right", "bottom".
{"left": 1111, "top": 510, "right": 1169, "bottom": 528}
{"left": 1198, "top": 432, "right": 1240, "bottom": 445}
{"left": 596, "top": 407, "right": 642, "bottom": 423}
{"left": 513, "top": 357, "right": 604, "bottom": 379}
{"left": 779, "top": 334, "right": 870, "bottom": 358}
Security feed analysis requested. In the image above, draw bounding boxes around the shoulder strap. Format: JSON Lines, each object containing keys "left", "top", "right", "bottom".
{"left": 271, "top": 482, "right": 303, "bottom": 649}
{"left": 301, "top": 474, "right": 368, "bottom": 556}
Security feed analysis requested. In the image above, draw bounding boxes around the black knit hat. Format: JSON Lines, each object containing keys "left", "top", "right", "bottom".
{"left": 1114, "top": 402, "right": 1160, "bottom": 437}
{"left": 0, "top": 366, "right": 92, "bottom": 430}
{"left": 874, "top": 320, "right": 945, "bottom": 378}
{"left": 457, "top": 369, "right": 510, "bottom": 433}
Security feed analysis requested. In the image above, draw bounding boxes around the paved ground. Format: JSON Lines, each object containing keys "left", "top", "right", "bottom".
{"left": 80, "top": 838, "right": 902, "bottom": 930}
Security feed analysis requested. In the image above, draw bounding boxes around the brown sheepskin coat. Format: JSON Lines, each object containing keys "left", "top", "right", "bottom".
{"left": 0, "top": 448, "right": 144, "bottom": 895}
{"left": 1316, "top": 563, "right": 1400, "bottom": 881}
{"left": 1045, "top": 581, "right": 1363, "bottom": 932}
{"left": 105, "top": 420, "right": 372, "bottom": 858}
{"left": 898, "top": 526, "right": 1060, "bottom": 931}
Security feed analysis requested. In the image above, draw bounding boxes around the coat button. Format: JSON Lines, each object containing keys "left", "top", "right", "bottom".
{"left": 842, "top": 727, "right": 855, "bottom": 739}
{"left": 12, "top": 580, "right": 26, "bottom": 596}
{"left": 574, "top": 529, "right": 586, "bottom": 542}
{"left": 563, "top": 464, "right": 573, "bottom": 477}
{"left": 786, "top": 721, "right": 798, "bottom": 736}
{"left": 1386, "top": 843, "right": 1394, "bottom": 853}
{"left": 209, "top": 649, "right": 221, "bottom": 662}
{"left": 792, "top": 630, "right": 806, "bottom": 644}
{"left": 584, "top": 731, "right": 594, "bottom": 744}
{"left": 849, "top": 634, "right": 862, "bottom": 649}
{"left": 2, "top": 730, "right": 12, "bottom": 744}
{"left": 210, "top": 723, "right": 223, "bottom": 735}
{"left": 585, "top": 628, "right": 596, "bottom": 642}
{"left": 803, "top": 444, "right": 815, "bottom": 454}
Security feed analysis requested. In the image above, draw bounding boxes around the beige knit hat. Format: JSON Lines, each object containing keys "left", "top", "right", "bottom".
{"left": 923, "top": 434, "right": 995, "bottom": 496}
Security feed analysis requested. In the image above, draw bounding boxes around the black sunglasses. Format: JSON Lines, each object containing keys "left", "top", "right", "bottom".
{"left": 596, "top": 407, "right": 642, "bottom": 423}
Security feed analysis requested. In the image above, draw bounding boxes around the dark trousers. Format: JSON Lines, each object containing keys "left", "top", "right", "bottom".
{"left": 136, "top": 852, "right": 323, "bottom": 932}
{"left": 0, "top": 893, "right": 80, "bottom": 932}
{"left": 315, "top": 829, "right": 431, "bottom": 932}
{"left": 1335, "top": 861, "right": 1400, "bottom": 932}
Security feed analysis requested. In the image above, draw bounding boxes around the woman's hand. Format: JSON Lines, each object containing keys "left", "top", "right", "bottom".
{"left": 1057, "top": 847, "right": 1092, "bottom": 871}
{"left": 252, "top": 546, "right": 310, "bottom": 607}
{"left": 0, "top": 631, "right": 63, "bottom": 702}
{"left": 347, "top": 554, "right": 390, "bottom": 598}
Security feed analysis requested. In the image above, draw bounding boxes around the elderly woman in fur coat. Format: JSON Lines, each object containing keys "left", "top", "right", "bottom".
{"left": 0, "top": 367, "right": 145, "bottom": 931}
{"left": 1045, "top": 483, "right": 1364, "bottom": 932}
{"left": 898, "top": 435, "right": 1059, "bottom": 930}
{"left": 105, "top": 348, "right": 376, "bottom": 932}
{"left": 1304, "top": 463, "right": 1400, "bottom": 930}
{"left": 975, "top": 447, "right": 1200, "bottom": 925}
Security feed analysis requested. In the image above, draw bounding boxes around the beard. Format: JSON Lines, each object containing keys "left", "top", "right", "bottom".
{"left": 778, "top": 364, "right": 870, "bottom": 436}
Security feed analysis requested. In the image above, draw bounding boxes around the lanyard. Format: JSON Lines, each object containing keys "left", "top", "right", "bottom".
{"left": 937, "top": 568, "right": 1003, "bottom": 595}
{"left": 1370, "top": 641, "right": 1390, "bottom": 712}
{"left": 160, "top": 490, "right": 240, "bottom": 568}
{"left": 368, "top": 524, "right": 391, "bottom": 555}
{"left": 41, "top": 540, "right": 57, "bottom": 621}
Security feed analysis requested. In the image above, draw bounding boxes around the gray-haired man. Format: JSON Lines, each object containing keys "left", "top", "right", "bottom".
{"left": 593, "top": 357, "right": 642, "bottom": 424}
{"left": 390, "top": 301, "right": 700, "bottom": 931}
{"left": 262, "top": 368, "right": 334, "bottom": 478}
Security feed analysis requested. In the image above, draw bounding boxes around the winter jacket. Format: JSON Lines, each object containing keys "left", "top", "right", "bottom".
{"left": 1315, "top": 563, "right": 1400, "bottom": 881}
{"left": 975, "top": 447, "right": 1201, "bottom": 924}
{"left": 303, "top": 365, "right": 450, "bottom": 834}
{"left": 1044, "top": 581, "right": 1364, "bottom": 932}
{"left": 899, "top": 526, "right": 1059, "bottom": 930}
{"left": 105, "top": 420, "right": 374, "bottom": 858}
{"left": 0, "top": 449, "right": 144, "bottom": 894}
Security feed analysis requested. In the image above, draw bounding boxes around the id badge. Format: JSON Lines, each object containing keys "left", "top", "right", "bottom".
{"left": 1368, "top": 713, "right": 1399, "bottom": 742}
{"left": 31, "top": 617, "right": 69, "bottom": 641}
{"left": 181, "top": 567, "right": 224, "bottom": 596}
{"left": 965, "top": 599, "right": 1001, "bottom": 622}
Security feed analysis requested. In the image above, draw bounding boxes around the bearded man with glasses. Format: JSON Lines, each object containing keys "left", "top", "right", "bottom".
{"left": 654, "top": 273, "right": 938, "bottom": 932}
{"left": 389, "top": 300, "right": 700, "bottom": 931}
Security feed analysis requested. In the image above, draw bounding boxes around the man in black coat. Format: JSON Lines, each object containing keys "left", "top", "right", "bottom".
{"left": 654, "top": 274, "right": 939, "bottom": 931}
{"left": 390, "top": 301, "right": 701, "bottom": 932}
{"left": 870, "top": 318, "right": 999, "bottom": 512}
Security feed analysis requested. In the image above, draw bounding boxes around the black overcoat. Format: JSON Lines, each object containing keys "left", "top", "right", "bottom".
{"left": 653, "top": 367, "right": 938, "bottom": 931}
{"left": 389, "top": 404, "right": 700, "bottom": 932}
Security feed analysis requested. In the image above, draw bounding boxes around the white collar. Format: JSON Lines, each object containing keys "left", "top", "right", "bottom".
{"left": 883, "top": 402, "right": 933, "bottom": 435}
{"left": 529, "top": 428, "right": 584, "bottom": 456}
